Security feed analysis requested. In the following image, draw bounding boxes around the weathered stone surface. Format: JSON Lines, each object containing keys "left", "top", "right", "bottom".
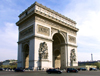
{"left": 16, "top": 2, "right": 79, "bottom": 69}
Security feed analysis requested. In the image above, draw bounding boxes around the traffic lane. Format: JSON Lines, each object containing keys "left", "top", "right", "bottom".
{"left": 78, "top": 71, "right": 100, "bottom": 76}
{"left": 0, "top": 71, "right": 100, "bottom": 76}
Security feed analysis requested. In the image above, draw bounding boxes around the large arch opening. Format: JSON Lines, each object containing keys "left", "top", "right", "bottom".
{"left": 52, "top": 33, "right": 65, "bottom": 69}
{"left": 23, "top": 44, "right": 29, "bottom": 69}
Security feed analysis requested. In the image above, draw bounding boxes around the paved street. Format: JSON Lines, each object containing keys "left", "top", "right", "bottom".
{"left": 0, "top": 71, "right": 100, "bottom": 76}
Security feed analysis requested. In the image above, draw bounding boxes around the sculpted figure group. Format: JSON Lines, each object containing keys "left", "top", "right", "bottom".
{"left": 39, "top": 42, "right": 48, "bottom": 59}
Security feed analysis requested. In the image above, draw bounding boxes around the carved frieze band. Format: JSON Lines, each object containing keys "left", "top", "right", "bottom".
{"left": 69, "top": 35, "right": 76, "bottom": 43}
{"left": 36, "top": 16, "right": 76, "bottom": 35}
{"left": 37, "top": 24, "right": 50, "bottom": 36}
{"left": 19, "top": 26, "right": 33, "bottom": 39}
{"left": 19, "top": 17, "right": 35, "bottom": 30}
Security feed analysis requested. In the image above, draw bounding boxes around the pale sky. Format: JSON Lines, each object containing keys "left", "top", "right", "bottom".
{"left": 0, "top": 0, "right": 100, "bottom": 61}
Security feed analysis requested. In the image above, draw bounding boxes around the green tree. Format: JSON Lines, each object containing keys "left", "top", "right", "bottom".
{"left": 94, "top": 63, "right": 100, "bottom": 69}
{"left": 1, "top": 63, "right": 17, "bottom": 69}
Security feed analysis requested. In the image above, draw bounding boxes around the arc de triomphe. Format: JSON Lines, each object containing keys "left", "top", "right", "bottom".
{"left": 16, "top": 2, "right": 79, "bottom": 70}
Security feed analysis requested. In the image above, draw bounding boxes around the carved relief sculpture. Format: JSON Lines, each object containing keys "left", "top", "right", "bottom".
{"left": 70, "top": 49, "right": 76, "bottom": 61}
{"left": 70, "top": 49, "right": 76, "bottom": 66}
{"left": 37, "top": 24, "right": 50, "bottom": 36}
{"left": 36, "top": 16, "right": 77, "bottom": 36}
{"left": 16, "top": 2, "right": 79, "bottom": 69}
{"left": 39, "top": 42, "right": 48, "bottom": 59}
{"left": 69, "top": 35, "right": 76, "bottom": 43}
{"left": 19, "top": 26, "right": 33, "bottom": 39}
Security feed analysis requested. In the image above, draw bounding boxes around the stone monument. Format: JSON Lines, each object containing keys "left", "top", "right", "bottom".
{"left": 16, "top": 2, "right": 79, "bottom": 70}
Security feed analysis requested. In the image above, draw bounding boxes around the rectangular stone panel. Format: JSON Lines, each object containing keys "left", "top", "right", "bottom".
{"left": 69, "top": 35, "right": 76, "bottom": 43}
{"left": 37, "top": 24, "right": 50, "bottom": 36}
{"left": 19, "top": 25, "right": 33, "bottom": 39}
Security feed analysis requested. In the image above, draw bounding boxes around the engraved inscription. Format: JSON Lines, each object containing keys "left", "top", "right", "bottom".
{"left": 69, "top": 35, "right": 76, "bottom": 43}
{"left": 37, "top": 24, "right": 50, "bottom": 36}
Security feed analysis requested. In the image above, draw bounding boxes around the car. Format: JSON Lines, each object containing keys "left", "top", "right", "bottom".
{"left": 46, "top": 69, "right": 62, "bottom": 74}
{"left": 77, "top": 68, "right": 87, "bottom": 71}
{"left": 0, "top": 68, "right": 3, "bottom": 71}
{"left": 66, "top": 68, "right": 78, "bottom": 73}
{"left": 4, "top": 68, "right": 7, "bottom": 70}
{"left": 15, "top": 68, "right": 24, "bottom": 72}
{"left": 89, "top": 68, "right": 97, "bottom": 71}
{"left": 13, "top": 68, "right": 16, "bottom": 70}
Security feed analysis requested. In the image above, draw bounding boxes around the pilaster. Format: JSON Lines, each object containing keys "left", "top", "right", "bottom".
{"left": 29, "top": 39, "right": 35, "bottom": 69}
{"left": 17, "top": 43, "right": 23, "bottom": 68}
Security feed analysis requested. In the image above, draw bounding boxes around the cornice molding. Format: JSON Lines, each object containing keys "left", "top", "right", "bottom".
{"left": 35, "top": 35, "right": 52, "bottom": 42}
{"left": 53, "top": 43, "right": 77, "bottom": 47}
{"left": 16, "top": 9, "right": 79, "bottom": 32}
{"left": 16, "top": 2, "right": 79, "bottom": 32}
{"left": 16, "top": 10, "right": 35, "bottom": 26}
{"left": 34, "top": 2, "right": 76, "bottom": 24}
{"left": 18, "top": 35, "right": 34, "bottom": 44}
{"left": 35, "top": 10, "right": 79, "bottom": 32}
{"left": 64, "top": 43, "right": 78, "bottom": 47}
{"left": 18, "top": 2, "right": 76, "bottom": 24}
{"left": 18, "top": 35, "right": 52, "bottom": 44}
{"left": 67, "top": 43, "right": 78, "bottom": 47}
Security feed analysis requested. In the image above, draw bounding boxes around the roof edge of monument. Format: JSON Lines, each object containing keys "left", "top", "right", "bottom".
{"left": 18, "top": 1, "right": 76, "bottom": 24}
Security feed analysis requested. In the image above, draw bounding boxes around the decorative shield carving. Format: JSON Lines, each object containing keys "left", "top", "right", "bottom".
{"left": 70, "top": 49, "right": 76, "bottom": 61}
{"left": 39, "top": 42, "right": 48, "bottom": 59}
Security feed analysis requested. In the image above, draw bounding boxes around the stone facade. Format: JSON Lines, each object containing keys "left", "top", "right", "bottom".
{"left": 16, "top": 2, "right": 79, "bottom": 70}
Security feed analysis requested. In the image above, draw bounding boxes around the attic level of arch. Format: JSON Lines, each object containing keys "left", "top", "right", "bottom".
{"left": 18, "top": 2, "right": 76, "bottom": 24}
{"left": 16, "top": 2, "right": 79, "bottom": 32}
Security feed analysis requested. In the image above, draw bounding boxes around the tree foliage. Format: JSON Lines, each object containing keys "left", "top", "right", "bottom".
{"left": 93, "top": 63, "right": 100, "bottom": 69}
{"left": 86, "top": 62, "right": 100, "bottom": 69}
{"left": 0, "top": 63, "right": 17, "bottom": 69}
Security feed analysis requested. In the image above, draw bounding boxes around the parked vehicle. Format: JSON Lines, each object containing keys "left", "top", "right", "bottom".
{"left": 4, "top": 68, "right": 7, "bottom": 70}
{"left": 46, "top": 69, "right": 62, "bottom": 74}
{"left": 0, "top": 68, "right": 3, "bottom": 71}
{"left": 66, "top": 68, "right": 78, "bottom": 73}
{"left": 15, "top": 68, "right": 24, "bottom": 72}
{"left": 13, "top": 68, "right": 16, "bottom": 70}
{"left": 77, "top": 68, "right": 87, "bottom": 71}
{"left": 89, "top": 68, "right": 97, "bottom": 71}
